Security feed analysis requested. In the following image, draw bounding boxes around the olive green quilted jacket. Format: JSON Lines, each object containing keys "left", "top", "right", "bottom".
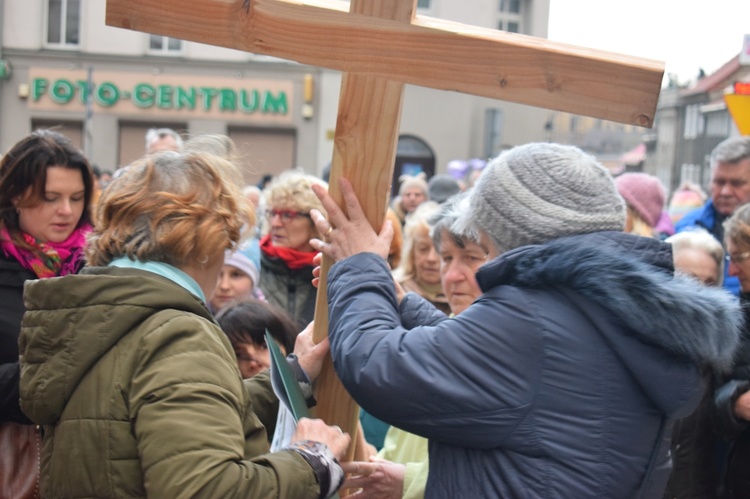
{"left": 19, "top": 266, "right": 320, "bottom": 498}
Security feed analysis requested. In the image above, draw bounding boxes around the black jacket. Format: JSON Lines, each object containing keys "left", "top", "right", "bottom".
{"left": 714, "top": 293, "right": 750, "bottom": 499}
{"left": 662, "top": 366, "right": 721, "bottom": 499}
{"left": 259, "top": 252, "right": 317, "bottom": 329}
{"left": 0, "top": 253, "right": 35, "bottom": 423}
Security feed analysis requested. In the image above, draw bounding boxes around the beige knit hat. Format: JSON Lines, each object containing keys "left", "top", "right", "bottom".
{"left": 453, "top": 143, "right": 626, "bottom": 253}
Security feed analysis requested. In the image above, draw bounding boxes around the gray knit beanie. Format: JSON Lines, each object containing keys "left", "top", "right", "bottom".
{"left": 428, "top": 174, "right": 461, "bottom": 204}
{"left": 453, "top": 143, "right": 626, "bottom": 253}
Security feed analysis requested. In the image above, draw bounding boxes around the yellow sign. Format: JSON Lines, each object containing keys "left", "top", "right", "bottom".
{"left": 725, "top": 94, "right": 750, "bottom": 136}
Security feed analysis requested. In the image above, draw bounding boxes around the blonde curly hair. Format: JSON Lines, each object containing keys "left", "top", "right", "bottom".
{"left": 263, "top": 169, "right": 328, "bottom": 216}
{"left": 87, "top": 150, "right": 252, "bottom": 267}
{"left": 261, "top": 169, "right": 328, "bottom": 238}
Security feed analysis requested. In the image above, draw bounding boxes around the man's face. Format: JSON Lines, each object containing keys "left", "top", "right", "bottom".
{"left": 401, "top": 188, "right": 426, "bottom": 213}
{"left": 710, "top": 158, "right": 750, "bottom": 216}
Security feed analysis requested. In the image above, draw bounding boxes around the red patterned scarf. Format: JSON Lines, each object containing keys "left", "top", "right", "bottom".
{"left": 0, "top": 224, "right": 91, "bottom": 278}
{"left": 260, "top": 234, "right": 317, "bottom": 270}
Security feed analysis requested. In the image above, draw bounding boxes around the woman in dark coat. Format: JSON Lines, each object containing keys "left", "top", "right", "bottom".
{"left": 662, "top": 229, "right": 728, "bottom": 499}
{"left": 309, "top": 143, "right": 742, "bottom": 498}
{"left": 1, "top": 130, "right": 94, "bottom": 424}
{"left": 18, "top": 144, "right": 348, "bottom": 498}
{"left": 715, "top": 203, "right": 750, "bottom": 499}
{"left": 0, "top": 130, "right": 93, "bottom": 497}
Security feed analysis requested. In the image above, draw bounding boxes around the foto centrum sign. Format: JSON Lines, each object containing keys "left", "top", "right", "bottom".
{"left": 27, "top": 68, "right": 294, "bottom": 123}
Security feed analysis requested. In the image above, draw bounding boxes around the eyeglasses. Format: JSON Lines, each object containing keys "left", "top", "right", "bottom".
{"left": 265, "top": 209, "right": 311, "bottom": 223}
{"left": 725, "top": 251, "right": 750, "bottom": 264}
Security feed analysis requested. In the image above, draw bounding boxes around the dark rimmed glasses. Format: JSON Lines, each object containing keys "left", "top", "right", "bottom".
{"left": 265, "top": 209, "right": 312, "bottom": 223}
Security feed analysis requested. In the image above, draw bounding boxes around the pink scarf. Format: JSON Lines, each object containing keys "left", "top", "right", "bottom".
{"left": 0, "top": 225, "right": 91, "bottom": 278}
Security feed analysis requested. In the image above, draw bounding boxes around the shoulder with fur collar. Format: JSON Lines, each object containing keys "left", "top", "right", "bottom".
{"left": 476, "top": 232, "right": 742, "bottom": 370}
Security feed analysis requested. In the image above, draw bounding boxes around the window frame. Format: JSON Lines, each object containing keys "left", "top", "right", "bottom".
{"left": 45, "top": 0, "right": 82, "bottom": 49}
{"left": 147, "top": 35, "right": 184, "bottom": 56}
{"left": 498, "top": 0, "right": 524, "bottom": 33}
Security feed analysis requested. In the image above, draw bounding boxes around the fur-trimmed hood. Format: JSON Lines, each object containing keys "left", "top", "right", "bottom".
{"left": 477, "top": 231, "right": 742, "bottom": 372}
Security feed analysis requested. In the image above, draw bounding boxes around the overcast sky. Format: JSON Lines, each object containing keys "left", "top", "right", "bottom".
{"left": 547, "top": 0, "right": 750, "bottom": 86}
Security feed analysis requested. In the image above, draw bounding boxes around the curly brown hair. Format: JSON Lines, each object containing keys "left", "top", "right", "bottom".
{"left": 87, "top": 149, "right": 252, "bottom": 267}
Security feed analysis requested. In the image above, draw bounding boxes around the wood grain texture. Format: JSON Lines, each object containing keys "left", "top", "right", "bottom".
{"left": 106, "top": 0, "right": 663, "bottom": 126}
{"left": 311, "top": 72, "right": 405, "bottom": 461}
{"left": 310, "top": 0, "right": 412, "bottom": 462}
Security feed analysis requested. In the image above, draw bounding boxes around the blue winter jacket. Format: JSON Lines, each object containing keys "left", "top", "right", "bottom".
{"left": 327, "top": 231, "right": 742, "bottom": 498}
{"left": 674, "top": 199, "right": 739, "bottom": 296}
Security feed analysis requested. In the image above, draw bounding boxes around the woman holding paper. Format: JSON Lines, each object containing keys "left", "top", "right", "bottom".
{"left": 19, "top": 144, "right": 348, "bottom": 498}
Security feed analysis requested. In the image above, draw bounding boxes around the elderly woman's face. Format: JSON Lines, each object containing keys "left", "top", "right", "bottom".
{"left": 413, "top": 229, "right": 441, "bottom": 286}
{"left": 266, "top": 205, "right": 316, "bottom": 252}
{"left": 673, "top": 247, "right": 719, "bottom": 287}
{"left": 439, "top": 233, "right": 489, "bottom": 315}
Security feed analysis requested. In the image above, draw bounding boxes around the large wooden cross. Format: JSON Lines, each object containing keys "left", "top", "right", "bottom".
{"left": 107, "top": 0, "right": 663, "bottom": 460}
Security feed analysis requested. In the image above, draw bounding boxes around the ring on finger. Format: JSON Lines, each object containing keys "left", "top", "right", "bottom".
{"left": 325, "top": 226, "right": 333, "bottom": 238}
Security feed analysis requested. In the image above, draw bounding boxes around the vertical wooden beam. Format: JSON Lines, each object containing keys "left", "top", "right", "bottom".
{"left": 311, "top": 0, "right": 416, "bottom": 461}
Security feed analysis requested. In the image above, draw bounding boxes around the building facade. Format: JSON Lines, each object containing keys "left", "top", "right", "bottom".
{"left": 0, "top": 0, "right": 555, "bottom": 186}
{"left": 646, "top": 54, "right": 750, "bottom": 194}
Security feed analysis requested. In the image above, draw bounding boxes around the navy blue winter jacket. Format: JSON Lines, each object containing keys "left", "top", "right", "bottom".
{"left": 327, "top": 231, "right": 742, "bottom": 498}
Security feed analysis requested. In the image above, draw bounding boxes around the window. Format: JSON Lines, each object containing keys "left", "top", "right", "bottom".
{"left": 498, "top": 0, "right": 523, "bottom": 33}
{"left": 47, "top": 0, "right": 81, "bottom": 46}
{"left": 149, "top": 35, "right": 183, "bottom": 54}
{"left": 705, "top": 111, "right": 731, "bottom": 138}
{"left": 684, "top": 104, "right": 705, "bottom": 140}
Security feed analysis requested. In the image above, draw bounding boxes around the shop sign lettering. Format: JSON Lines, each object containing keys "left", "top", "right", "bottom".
{"left": 30, "top": 77, "right": 288, "bottom": 114}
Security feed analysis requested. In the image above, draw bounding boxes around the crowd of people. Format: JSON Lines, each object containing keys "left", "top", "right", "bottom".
{"left": 1, "top": 126, "right": 750, "bottom": 498}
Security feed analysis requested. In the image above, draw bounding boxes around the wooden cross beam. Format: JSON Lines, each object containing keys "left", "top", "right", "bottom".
{"left": 107, "top": 0, "right": 663, "bottom": 125}
{"left": 107, "top": 0, "right": 664, "bottom": 461}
